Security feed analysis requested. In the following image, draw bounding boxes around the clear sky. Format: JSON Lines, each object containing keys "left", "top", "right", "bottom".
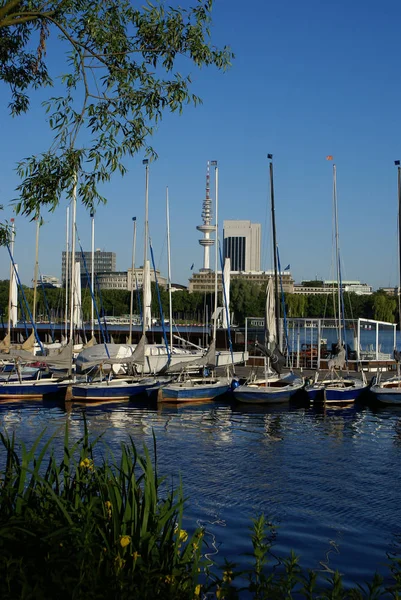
{"left": 1, "top": 0, "right": 401, "bottom": 290}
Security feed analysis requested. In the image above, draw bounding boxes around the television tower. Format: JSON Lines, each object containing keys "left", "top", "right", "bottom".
{"left": 196, "top": 161, "right": 215, "bottom": 271}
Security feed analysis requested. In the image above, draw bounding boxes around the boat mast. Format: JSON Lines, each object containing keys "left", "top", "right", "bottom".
{"left": 64, "top": 206, "right": 69, "bottom": 340}
{"left": 332, "top": 162, "right": 342, "bottom": 347}
{"left": 128, "top": 216, "right": 137, "bottom": 345}
{"left": 32, "top": 213, "right": 40, "bottom": 325}
{"left": 211, "top": 160, "right": 218, "bottom": 342}
{"left": 69, "top": 172, "right": 78, "bottom": 346}
{"left": 166, "top": 187, "right": 173, "bottom": 351}
{"left": 142, "top": 158, "right": 150, "bottom": 335}
{"left": 397, "top": 160, "right": 401, "bottom": 333}
{"left": 268, "top": 154, "right": 280, "bottom": 343}
{"left": 7, "top": 218, "right": 15, "bottom": 338}
{"left": 90, "top": 209, "right": 95, "bottom": 338}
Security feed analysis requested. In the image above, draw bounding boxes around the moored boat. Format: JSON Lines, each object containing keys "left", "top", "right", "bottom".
{"left": 0, "top": 377, "right": 70, "bottom": 399}
{"left": 370, "top": 370, "right": 401, "bottom": 405}
{"left": 70, "top": 376, "right": 166, "bottom": 401}
{"left": 157, "top": 375, "right": 231, "bottom": 403}
{"left": 306, "top": 373, "right": 368, "bottom": 404}
{"left": 305, "top": 159, "right": 369, "bottom": 405}
{"left": 233, "top": 371, "right": 304, "bottom": 404}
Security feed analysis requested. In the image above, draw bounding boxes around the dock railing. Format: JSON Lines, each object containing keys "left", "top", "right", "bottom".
{"left": 244, "top": 317, "right": 396, "bottom": 371}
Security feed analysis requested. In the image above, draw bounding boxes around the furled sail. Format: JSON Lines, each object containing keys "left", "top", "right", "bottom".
{"left": 265, "top": 278, "right": 276, "bottom": 345}
{"left": 143, "top": 260, "right": 152, "bottom": 331}
{"left": 73, "top": 262, "right": 82, "bottom": 329}
{"left": 10, "top": 263, "right": 18, "bottom": 327}
{"left": 222, "top": 257, "right": 231, "bottom": 329}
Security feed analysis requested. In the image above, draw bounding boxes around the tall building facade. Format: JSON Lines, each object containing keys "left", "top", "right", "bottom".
{"left": 61, "top": 250, "right": 116, "bottom": 283}
{"left": 223, "top": 220, "right": 261, "bottom": 272}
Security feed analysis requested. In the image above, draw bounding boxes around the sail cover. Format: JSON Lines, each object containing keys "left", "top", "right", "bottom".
{"left": 143, "top": 260, "right": 152, "bottom": 331}
{"left": 73, "top": 262, "right": 82, "bottom": 329}
{"left": 10, "top": 263, "right": 18, "bottom": 327}
{"left": 222, "top": 257, "right": 230, "bottom": 329}
{"left": 265, "top": 278, "right": 276, "bottom": 345}
{"left": 165, "top": 339, "right": 216, "bottom": 373}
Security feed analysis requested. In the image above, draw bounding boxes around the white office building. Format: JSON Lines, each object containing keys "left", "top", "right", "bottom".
{"left": 223, "top": 220, "right": 261, "bottom": 272}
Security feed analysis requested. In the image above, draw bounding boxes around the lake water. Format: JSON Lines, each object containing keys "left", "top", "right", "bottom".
{"left": 1, "top": 394, "right": 401, "bottom": 591}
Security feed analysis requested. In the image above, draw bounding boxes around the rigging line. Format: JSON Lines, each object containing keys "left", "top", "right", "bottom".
{"left": 277, "top": 246, "right": 292, "bottom": 369}
{"left": 18, "top": 292, "right": 29, "bottom": 339}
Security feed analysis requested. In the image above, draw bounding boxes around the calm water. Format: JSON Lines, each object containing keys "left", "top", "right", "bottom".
{"left": 1, "top": 395, "right": 401, "bottom": 590}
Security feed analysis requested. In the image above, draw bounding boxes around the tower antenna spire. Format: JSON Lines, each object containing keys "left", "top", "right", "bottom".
{"left": 197, "top": 160, "right": 215, "bottom": 271}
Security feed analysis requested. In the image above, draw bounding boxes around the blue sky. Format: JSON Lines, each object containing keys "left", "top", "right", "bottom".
{"left": 1, "top": 0, "right": 400, "bottom": 290}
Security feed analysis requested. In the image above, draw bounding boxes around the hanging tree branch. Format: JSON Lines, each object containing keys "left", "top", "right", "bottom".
{"left": 0, "top": 0, "right": 233, "bottom": 235}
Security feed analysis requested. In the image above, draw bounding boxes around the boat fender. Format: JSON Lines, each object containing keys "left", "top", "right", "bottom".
{"left": 231, "top": 378, "right": 240, "bottom": 390}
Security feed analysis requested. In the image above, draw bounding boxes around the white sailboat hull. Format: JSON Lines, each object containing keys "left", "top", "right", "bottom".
{"left": 371, "top": 376, "right": 401, "bottom": 404}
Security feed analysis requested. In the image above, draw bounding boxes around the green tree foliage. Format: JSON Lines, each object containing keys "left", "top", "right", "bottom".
{"left": 230, "top": 279, "right": 264, "bottom": 325}
{"left": 285, "top": 293, "right": 307, "bottom": 318}
{"left": 372, "top": 291, "right": 397, "bottom": 323}
{"left": 0, "top": 0, "right": 233, "bottom": 236}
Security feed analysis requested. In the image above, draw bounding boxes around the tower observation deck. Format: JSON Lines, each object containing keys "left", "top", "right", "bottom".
{"left": 196, "top": 161, "right": 215, "bottom": 271}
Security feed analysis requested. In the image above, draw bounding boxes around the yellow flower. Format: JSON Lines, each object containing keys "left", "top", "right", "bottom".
{"left": 216, "top": 588, "right": 225, "bottom": 600}
{"left": 194, "top": 584, "right": 201, "bottom": 597}
{"left": 132, "top": 551, "right": 140, "bottom": 561}
{"left": 119, "top": 535, "right": 131, "bottom": 548}
{"left": 165, "top": 575, "right": 174, "bottom": 584}
{"left": 105, "top": 500, "right": 112, "bottom": 518}
{"left": 223, "top": 569, "right": 233, "bottom": 583}
{"left": 178, "top": 529, "right": 188, "bottom": 543}
{"left": 79, "top": 457, "right": 94, "bottom": 470}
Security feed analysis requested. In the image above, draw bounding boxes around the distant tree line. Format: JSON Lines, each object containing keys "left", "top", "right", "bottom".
{"left": 0, "top": 279, "right": 398, "bottom": 328}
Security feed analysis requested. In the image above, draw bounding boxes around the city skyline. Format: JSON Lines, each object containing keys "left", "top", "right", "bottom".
{"left": 1, "top": 0, "right": 401, "bottom": 290}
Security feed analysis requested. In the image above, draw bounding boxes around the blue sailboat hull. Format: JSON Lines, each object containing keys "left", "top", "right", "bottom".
{"left": 157, "top": 379, "right": 230, "bottom": 403}
{"left": 71, "top": 378, "right": 155, "bottom": 401}
{"left": 306, "top": 377, "right": 369, "bottom": 403}
{"left": 233, "top": 374, "right": 304, "bottom": 404}
{"left": 0, "top": 380, "right": 68, "bottom": 399}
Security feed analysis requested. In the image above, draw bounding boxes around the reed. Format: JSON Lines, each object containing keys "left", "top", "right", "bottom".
{"left": 0, "top": 421, "right": 203, "bottom": 599}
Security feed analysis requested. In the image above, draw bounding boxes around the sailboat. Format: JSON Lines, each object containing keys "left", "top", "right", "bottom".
{"left": 305, "top": 159, "right": 368, "bottom": 404}
{"left": 0, "top": 342, "right": 74, "bottom": 399}
{"left": 157, "top": 161, "right": 235, "bottom": 403}
{"left": 371, "top": 161, "right": 401, "bottom": 404}
{"left": 233, "top": 280, "right": 304, "bottom": 404}
{"left": 233, "top": 156, "right": 304, "bottom": 405}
